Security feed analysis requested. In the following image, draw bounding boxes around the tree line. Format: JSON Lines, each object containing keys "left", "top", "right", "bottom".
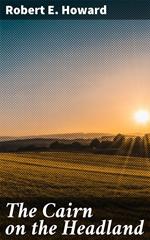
{"left": 1, "top": 134, "right": 150, "bottom": 157}
{"left": 48, "top": 134, "right": 150, "bottom": 157}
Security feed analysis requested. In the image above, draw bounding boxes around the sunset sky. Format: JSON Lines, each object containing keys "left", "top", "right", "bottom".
{"left": 1, "top": 20, "right": 150, "bottom": 136}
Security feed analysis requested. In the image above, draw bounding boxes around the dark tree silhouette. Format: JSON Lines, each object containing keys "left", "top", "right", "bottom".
{"left": 100, "top": 140, "right": 112, "bottom": 149}
{"left": 90, "top": 138, "right": 101, "bottom": 149}
{"left": 50, "top": 141, "right": 61, "bottom": 149}
{"left": 113, "top": 134, "right": 125, "bottom": 148}
{"left": 71, "top": 142, "right": 82, "bottom": 150}
{"left": 131, "top": 136, "right": 144, "bottom": 156}
{"left": 143, "top": 134, "right": 150, "bottom": 157}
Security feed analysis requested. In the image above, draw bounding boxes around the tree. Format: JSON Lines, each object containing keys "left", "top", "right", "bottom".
{"left": 50, "top": 141, "right": 61, "bottom": 149}
{"left": 90, "top": 138, "right": 100, "bottom": 149}
{"left": 113, "top": 134, "right": 125, "bottom": 148}
{"left": 131, "top": 136, "right": 144, "bottom": 156}
{"left": 71, "top": 142, "right": 82, "bottom": 150}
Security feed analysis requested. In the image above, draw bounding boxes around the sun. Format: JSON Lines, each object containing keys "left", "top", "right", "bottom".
{"left": 134, "top": 110, "right": 150, "bottom": 124}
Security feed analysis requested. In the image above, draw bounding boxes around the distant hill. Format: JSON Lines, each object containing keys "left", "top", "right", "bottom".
{"left": 0, "top": 133, "right": 114, "bottom": 142}
{"left": 1, "top": 132, "right": 148, "bottom": 143}
{"left": 0, "top": 133, "right": 114, "bottom": 152}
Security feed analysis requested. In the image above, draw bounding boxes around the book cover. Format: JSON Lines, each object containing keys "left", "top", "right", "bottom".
{"left": 0, "top": 1, "right": 150, "bottom": 239}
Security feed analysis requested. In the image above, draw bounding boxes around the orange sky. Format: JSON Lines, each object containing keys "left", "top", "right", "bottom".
{"left": 1, "top": 20, "right": 150, "bottom": 136}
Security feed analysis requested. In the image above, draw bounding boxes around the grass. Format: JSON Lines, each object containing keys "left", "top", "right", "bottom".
{"left": 0, "top": 152, "right": 150, "bottom": 198}
{"left": 0, "top": 152, "right": 150, "bottom": 239}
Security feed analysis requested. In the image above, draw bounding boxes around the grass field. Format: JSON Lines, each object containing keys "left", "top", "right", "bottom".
{"left": 0, "top": 152, "right": 150, "bottom": 239}
{"left": 0, "top": 152, "right": 150, "bottom": 198}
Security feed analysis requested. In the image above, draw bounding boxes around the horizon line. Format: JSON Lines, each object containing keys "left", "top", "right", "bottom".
{"left": 0, "top": 132, "right": 149, "bottom": 138}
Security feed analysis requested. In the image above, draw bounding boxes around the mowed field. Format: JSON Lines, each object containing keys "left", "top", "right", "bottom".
{"left": 0, "top": 152, "right": 150, "bottom": 239}
{"left": 0, "top": 152, "right": 150, "bottom": 198}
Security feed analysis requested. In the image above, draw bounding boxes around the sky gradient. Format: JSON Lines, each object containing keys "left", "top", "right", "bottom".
{"left": 1, "top": 20, "right": 150, "bottom": 136}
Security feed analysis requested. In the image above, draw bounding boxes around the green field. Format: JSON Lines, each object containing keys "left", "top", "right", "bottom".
{"left": 0, "top": 152, "right": 150, "bottom": 239}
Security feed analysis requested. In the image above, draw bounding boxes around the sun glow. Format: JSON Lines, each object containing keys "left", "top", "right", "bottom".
{"left": 134, "top": 110, "right": 150, "bottom": 124}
